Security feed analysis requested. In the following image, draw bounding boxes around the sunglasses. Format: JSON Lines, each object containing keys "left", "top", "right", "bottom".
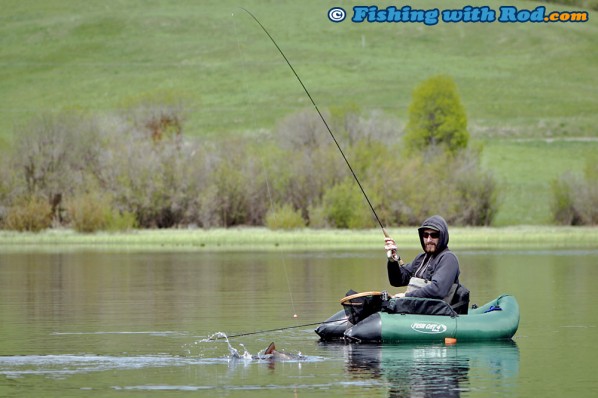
{"left": 422, "top": 231, "right": 440, "bottom": 239}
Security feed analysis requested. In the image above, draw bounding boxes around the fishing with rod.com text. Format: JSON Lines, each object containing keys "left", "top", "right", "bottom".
{"left": 327, "top": 5, "right": 589, "bottom": 25}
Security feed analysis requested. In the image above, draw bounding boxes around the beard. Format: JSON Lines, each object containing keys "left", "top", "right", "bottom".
{"left": 424, "top": 243, "right": 437, "bottom": 253}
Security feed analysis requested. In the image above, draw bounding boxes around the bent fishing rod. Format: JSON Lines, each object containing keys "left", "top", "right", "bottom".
{"left": 241, "top": 8, "right": 389, "bottom": 238}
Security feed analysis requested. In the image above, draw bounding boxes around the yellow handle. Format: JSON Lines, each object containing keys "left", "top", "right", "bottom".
{"left": 340, "top": 291, "right": 383, "bottom": 304}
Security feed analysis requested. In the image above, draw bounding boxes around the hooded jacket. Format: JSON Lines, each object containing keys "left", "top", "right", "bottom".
{"left": 387, "top": 215, "right": 460, "bottom": 300}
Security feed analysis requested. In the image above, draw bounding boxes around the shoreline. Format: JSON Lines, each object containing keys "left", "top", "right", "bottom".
{"left": 1, "top": 226, "right": 597, "bottom": 252}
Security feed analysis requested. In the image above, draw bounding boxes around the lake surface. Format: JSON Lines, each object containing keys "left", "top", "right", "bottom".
{"left": 1, "top": 248, "right": 597, "bottom": 397}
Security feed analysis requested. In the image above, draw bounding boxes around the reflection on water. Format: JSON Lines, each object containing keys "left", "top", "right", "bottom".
{"left": 1, "top": 249, "right": 598, "bottom": 397}
{"left": 323, "top": 341, "right": 520, "bottom": 397}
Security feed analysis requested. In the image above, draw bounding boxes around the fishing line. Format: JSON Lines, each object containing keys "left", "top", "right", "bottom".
{"left": 232, "top": 12, "right": 299, "bottom": 320}
{"left": 240, "top": 8, "right": 388, "bottom": 236}
{"left": 261, "top": 162, "right": 299, "bottom": 319}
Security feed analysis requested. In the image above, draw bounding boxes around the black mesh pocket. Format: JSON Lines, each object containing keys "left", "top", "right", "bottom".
{"left": 341, "top": 290, "right": 383, "bottom": 324}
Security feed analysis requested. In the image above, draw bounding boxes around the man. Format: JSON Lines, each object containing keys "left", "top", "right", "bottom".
{"left": 384, "top": 215, "right": 460, "bottom": 303}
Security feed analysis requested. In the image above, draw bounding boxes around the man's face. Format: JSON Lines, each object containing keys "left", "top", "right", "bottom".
{"left": 422, "top": 229, "right": 440, "bottom": 253}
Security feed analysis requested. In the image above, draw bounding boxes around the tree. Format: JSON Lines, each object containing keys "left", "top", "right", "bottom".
{"left": 404, "top": 75, "right": 469, "bottom": 154}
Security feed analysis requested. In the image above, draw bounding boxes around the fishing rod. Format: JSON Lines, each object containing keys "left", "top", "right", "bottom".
{"left": 240, "top": 8, "right": 389, "bottom": 238}
{"left": 224, "top": 319, "right": 345, "bottom": 339}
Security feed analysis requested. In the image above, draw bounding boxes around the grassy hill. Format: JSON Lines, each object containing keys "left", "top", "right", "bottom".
{"left": 1, "top": 0, "right": 597, "bottom": 225}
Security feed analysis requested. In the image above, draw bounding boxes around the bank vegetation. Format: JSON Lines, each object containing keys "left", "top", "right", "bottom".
{"left": 0, "top": 76, "right": 595, "bottom": 232}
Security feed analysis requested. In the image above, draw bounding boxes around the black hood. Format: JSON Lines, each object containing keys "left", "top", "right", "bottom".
{"left": 418, "top": 215, "right": 449, "bottom": 253}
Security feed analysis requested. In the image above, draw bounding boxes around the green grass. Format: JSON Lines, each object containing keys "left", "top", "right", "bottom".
{"left": 481, "top": 138, "right": 598, "bottom": 225}
{"left": 1, "top": 226, "right": 596, "bottom": 252}
{"left": 1, "top": 0, "right": 597, "bottom": 142}
{"left": 1, "top": 0, "right": 597, "bottom": 225}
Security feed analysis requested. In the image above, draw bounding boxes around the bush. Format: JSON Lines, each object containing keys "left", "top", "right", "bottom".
{"left": 66, "top": 192, "right": 138, "bottom": 233}
{"left": 0, "top": 102, "right": 497, "bottom": 230}
{"left": 448, "top": 147, "right": 499, "bottom": 226}
{"left": 551, "top": 162, "right": 598, "bottom": 225}
{"left": 66, "top": 193, "right": 111, "bottom": 233}
{"left": 273, "top": 112, "right": 345, "bottom": 220}
{"left": 96, "top": 120, "right": 194, "bottom": 229}
{"left": 12, "top": 112, "right": 101, "bottom": 203}
{"left": 404, "top": 75, "right": 469, "bottom": 155}
{"left": 365, "top": 147, "right": 498, "bottom": 227}
{"left": 551, "top": 174, "right": 580, "bottom": 225}
{"left": 265, "top": 203, "right": 306, "bottom": 230}
{"left": 4, "top": 196, "right": 52, "bottom": 232}
{"left": 321, "top": 179, "right": 375, "bottom": 229}
{"left": 104, "top": 210, "right": 138, "bottom": 232}
{"left": 211, "top": 146, "right": 251, "bottom": 227}
{"left": 275, "top": 109, "right": 332, "bottom": 151}
{"left": 307, "top": 204, "right": 329, "bottom": 228}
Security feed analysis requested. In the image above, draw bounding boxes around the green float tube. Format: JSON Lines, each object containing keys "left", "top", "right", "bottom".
{"left": 316, "top": 294, "right": 520, "bottom": 343}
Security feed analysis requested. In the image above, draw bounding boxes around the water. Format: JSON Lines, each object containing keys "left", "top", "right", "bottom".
{"left": 1, "top": 248, "right": 597, "bottom": 397}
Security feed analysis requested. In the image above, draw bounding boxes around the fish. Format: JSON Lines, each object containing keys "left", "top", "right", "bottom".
{"left": 259, "top": 342, "right": 305, "bottom": 362}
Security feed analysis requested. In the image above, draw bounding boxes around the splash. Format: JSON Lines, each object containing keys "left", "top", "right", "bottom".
{"left": 185, "top": 332, "right": 309, "bottom": 362}
{"left": 186, "top": 332, "right": 253, "bottom": 360}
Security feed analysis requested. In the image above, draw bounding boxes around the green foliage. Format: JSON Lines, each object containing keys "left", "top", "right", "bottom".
{"left": 211, "top": 145, "right": 251, "bottom": 227}
{"left": 365, "top": 147, "right": 498, "bottom": 227}
{"left": 66, "top": 192, "right": 137, "bottom": 233}
{"left": 66, "top": 193, "right": 111, "bottom": 233}
{"left": 321, "top": 179, "right": 374, "bottom": 229}
{"left": 4, "top": 196, "right": 52, "bottom": 232}
{"left": 306, "top": 204, "right": 328, "bottom": 229}
{"left": 104, "top": 210, "right": 138, "bottom": 232}
{"left": 1, "top": 1, "right": 596, "bottom": 228}
{"left": 265, "top": 203, "right": 306, "bottom": 230}
{"left": 348, "top": 139, "right": 388, "bottom": 177}
{"left": 0, "top": 105, "right": 498, "bottom": 230}
{"left": 404, "top": 75, "right": 469, "bottom": 155}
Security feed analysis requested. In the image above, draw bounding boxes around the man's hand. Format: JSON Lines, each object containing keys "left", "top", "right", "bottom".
{"left": 393, "top": 293, "right": 406, "bottom": 298}
{"left": 384, "top": 237, "right": 400, "bottom": 262}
